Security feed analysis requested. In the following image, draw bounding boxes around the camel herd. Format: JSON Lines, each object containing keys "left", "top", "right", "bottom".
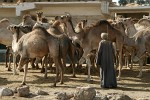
{"left": 0, "top": 12, "right": 150, "bottom": 86}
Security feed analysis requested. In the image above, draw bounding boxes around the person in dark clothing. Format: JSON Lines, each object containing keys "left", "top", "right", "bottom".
{"left": 96, "top": 33, "right": 117, "bottom": 88}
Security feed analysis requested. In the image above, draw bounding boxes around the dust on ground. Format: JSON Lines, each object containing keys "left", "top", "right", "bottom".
{"left": 0, "top": 63, "right": 150, "bottom": 100}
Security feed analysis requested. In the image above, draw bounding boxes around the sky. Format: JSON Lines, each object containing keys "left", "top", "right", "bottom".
{"left": 112, "top": 0, "right": 119, "bottom": 5}
{"left": 112, "top": 0, "right": 118, "bottom": 3}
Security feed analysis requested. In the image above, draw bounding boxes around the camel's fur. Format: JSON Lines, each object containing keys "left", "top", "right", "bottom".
{"left": 9, "top": 25, "right": 64, "bottom": 86}
{"left": 60, "top": 15, "right": 124, "bottom": 80}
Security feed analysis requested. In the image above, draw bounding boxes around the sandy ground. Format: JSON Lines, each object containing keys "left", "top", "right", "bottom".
{"left": 0, "top": 63, "right": 150, "bottom": 100}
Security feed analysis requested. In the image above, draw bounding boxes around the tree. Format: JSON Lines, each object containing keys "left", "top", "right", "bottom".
{"left": 118, "top": 0, "right": 128, "bottom": 6}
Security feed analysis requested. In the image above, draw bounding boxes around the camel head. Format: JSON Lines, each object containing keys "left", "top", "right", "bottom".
{"left": 22, "top": 14, "right": 36, "bottom": 27}
{"left": 33, "top": 22, "right": 50, "bottom": 29}
{"left": 36, "top": 11, "right": 43, "bottom": 19}
{"left": 59, "top": 13, "right": 72, "bottom": 23}
{"left": 19, "top": 25, "right": 32, "bottom": 33}
{"left": 8, "top": 25, "right": 32, "bottom": 35}
{"left": 7, "top": 25, "right": 19, "bottom": 34}
{"left": 75, "top": 19, "right": 87, "bottom": 33}
{"left": 122, "top": 17, "right": 133, "bottom": 27}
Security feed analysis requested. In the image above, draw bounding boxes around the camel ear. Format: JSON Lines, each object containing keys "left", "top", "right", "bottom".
{"left": 36, "top": 11, "right": 38, "bottom": 14}
{"left": 85, "top": 19, "right": 87, "bottom": 22}
{"left": 7, "top": 26, "right": 11, "bottom": 30}
{"left": 55, "top": 16, "right": 59, "bottom": 20}
{"left": 14, "top": 25, "right": 17, "bottom": 29}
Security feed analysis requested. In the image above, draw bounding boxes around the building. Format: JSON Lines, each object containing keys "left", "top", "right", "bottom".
{"left": 0, "top": 0, "right": 150, "bottom": 62}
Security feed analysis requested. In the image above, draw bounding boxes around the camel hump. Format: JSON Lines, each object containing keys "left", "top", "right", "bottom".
{"left": 137, "top": 18, "right": 150, "bottom": 26}
{"left": 0, "top": 18, "right": 9, "bottom": 23}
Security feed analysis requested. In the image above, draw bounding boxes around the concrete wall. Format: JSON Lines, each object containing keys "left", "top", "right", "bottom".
{"left": 0, "top": 8, "right": 21, "bottom": 24}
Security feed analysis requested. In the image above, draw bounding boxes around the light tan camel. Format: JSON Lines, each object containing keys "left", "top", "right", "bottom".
{"left": 60, "top": 15, "right": 124, "bottom": 81}
{"left": 0, "top": 18, "right": 13, "bottom": 46}
{"left": 36, "top": 11, "right": 43, "bottom": 22}
{"left": 131, "top": 27, "right": 150, "bottom": 77}
{"left": 122, "top": 25, "right": 150, "bottom": 77}
{"left": 8, "top": 25, "right": 64, "bottom": 86}
{"left": 111, "top": 20, "right": 135, "bottom": 69}
{"left": 74, "top": 19, "right": 98, "bottom": 69}
{"left": 0, "top": 18, "right": 14, "bottom": 71}
{"left": 122, "top": 17, "right": 150, "bottom": 37}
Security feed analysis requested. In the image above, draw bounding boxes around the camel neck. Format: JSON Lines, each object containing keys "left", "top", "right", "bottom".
{"left": 124, "top": 36, "right": 135, "bottom": 47}
{"left": 126, "top": 23, "right": 137, "bottom": 37}
{"left": 65, "top": 21, "right": 76, "bottom": 38}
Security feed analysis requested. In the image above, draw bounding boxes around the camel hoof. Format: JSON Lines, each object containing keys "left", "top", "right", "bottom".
{"left": 53, "top": 83, "right": 56, "bottom": 87}
{"left": 19, "top": 69, "right": 24, "bottom": 72}
{"left": 13, "top": 73, "right": 19, "bottom": 75}
{"left": 41, "top": 69, "right": 45, "bottom": 73}
{"left": 60, "top": 82, "right": 64, "bottom": 84}
{"left": 85, "top": 77, "right": 92, "bottom": 82}
{"left": 35, "top": 66, "right": 40, "bottom": 70}
{"left": 21, "top": 82, "right": 26, "bottom": 86}
{"left": 137, "top": 74, "right": 142, "bottom": 78}
{"left": 72, "top": 75, "right": 76, "bottom": 78}
{"left": 44, "top": 75, "right": 48, "bottom": 79}
{"left": 7, "top": 68, "right": 12, "bottom": 71}
{"left": 117, "top": 76, "right": 121, "bottom": 81}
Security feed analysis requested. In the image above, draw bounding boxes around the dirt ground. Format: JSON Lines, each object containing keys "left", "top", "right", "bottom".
{"left": 0, "top": 63, "right": 150, "bottom": 100}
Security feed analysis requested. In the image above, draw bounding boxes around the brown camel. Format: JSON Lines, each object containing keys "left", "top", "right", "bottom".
{"left": 60, "top": 14, "right": 124, "bottom": 80}
{"left": 22, "top": 14, "right": 36, "bottom": 28}
{"left": 46, "top": 19, "right": 83, "bottom": 77}
{"left": 26, "top": 16, "right": 83, "bottom": 78}
{"left": 8, "top": 25, "right": 64, "bottom": 86}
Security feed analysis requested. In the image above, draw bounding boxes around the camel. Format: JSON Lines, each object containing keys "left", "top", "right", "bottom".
{"left": 60, "top": 14, "right": 124, "bottom": 81}
{"left": 37, "top": 19, "right": 83, "bottom": 77}
{"left": 22, "top": 14, "right": 36, "bottom": 28}
{"left": 74, "top": 19, "right": 98, "bottom": 69}
{"left": 120, "top": 24, "right": 150, "bottom": 77}
{"left": 36, "top": 11, "right": 43, "bottom": 22}
{"left": 122, "top": 17, "right": 150, "bottom": 37}
{"left": 0, "top": 18, "right": 14, "bottom": 70}
{"left": 143, "top": 15, "right": 150, "bottom": 19}
{"left": 131, "top": 27, "right": 150, "bottom": 77}
{"left": 111, "top": 20, "right": 135, "bottom": 69}
{"left": 75, "top": 19, "right": 87, "bottom": 33}
{"left": 23, "top": 15, "right": 83, "bottom": 77}
{"left": 121, "top": 18, "right": 144, "bottom": 68}
{"left": 8, "top": 25, "right": 64, "bottom": 86}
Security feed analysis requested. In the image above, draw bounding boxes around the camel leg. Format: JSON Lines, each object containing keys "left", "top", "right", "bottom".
{"left": 8, "top": 54, "right": 12, "bottom": 71}
{"left": 69, "top": 52, "right": 76, "bottom": 78}
{"left": 12, "top": 53, "right": 18, "bottom": 75}
{"left": 42, "top": 56, "right": 48, "bottom": 79}
{"left": 130, "top": 53, "right": 134, "bottom": 70}
{"left": 18, "top": 57, "right": 29, "bottom": 85}
{"left": 58, "top": 58, "right": 64, "bottom": 84}
{"left": 5, "top": 47, "right": 9, "bottom": 68}
{"left": 21, "top": 64, "right": 28, "bottom": 85}
{"left": 117, "top": 43, "right": 123, "bottom": 80}
{"left": 53, "top": 58, "right": 63, "bottom": 87}
{"left": 137, "top": 59, "right": 143, "bottom": 78}
{"left": 86, "top": 57, "right": 92, "bottom": 82}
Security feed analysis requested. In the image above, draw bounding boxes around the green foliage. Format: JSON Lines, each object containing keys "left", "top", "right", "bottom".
{"left": 118, "top": 0, "right": 128, "bottom": 6}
